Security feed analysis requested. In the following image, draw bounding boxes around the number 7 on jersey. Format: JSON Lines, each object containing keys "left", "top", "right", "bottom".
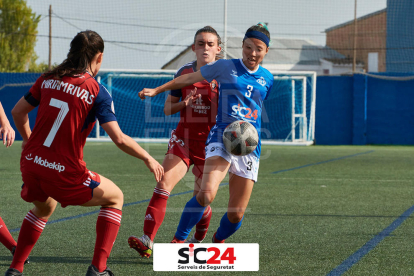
{"left": 43, "top": 98, "right": 69, "bottom": 147}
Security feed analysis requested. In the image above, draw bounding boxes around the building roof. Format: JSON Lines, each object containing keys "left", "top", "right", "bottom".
{"left": 322, "top": 57, "right": 364, "bottom": 65}
{"left": 162, "top": 37, "right": 345, "bottom": 69}
{"left": 325, "top": 8, "right": 386, "bottom": 33}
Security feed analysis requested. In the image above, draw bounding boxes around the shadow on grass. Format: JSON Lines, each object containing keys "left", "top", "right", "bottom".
{"left": 0, "top": 255, "right": 152, "bottom": 266}
{"left": 247, "top": 213, "right": 414, "bottom": 218}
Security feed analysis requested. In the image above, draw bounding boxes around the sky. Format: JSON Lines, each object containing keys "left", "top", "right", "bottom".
{"left": 25, "top": 0, "right": 387, "bottom": 70}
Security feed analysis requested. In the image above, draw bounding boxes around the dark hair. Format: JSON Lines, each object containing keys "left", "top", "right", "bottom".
{"left": 193, "top": 26, "right": 223, "bottom": 60}
{"left": 244, "top": 23, "right": 271, "bottom": 46}
{"left": 43, "top": 30, "right": 104, "bottom": 78}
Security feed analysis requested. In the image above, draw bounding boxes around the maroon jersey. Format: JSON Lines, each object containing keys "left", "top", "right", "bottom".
{"left": 21, "top": 72, "right": 116, "bottom": 184}
{"left": 170, "top": 61, "right": 218, "bottom": 141}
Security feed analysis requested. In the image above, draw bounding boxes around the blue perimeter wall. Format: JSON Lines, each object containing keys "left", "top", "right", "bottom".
{"left": 315, "top": 74, "right": 414, "bottom": 145}
{"left": 1, "top": 73, "right": 414, "bottom": 145}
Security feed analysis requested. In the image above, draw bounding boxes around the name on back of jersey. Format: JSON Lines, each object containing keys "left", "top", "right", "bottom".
{"left": 41, "top": 79, "right": 95, "bottom": 105}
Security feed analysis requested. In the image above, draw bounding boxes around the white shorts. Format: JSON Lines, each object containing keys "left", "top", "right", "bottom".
{"left": 205, "top": 142, "right": 260, "bottom": 182}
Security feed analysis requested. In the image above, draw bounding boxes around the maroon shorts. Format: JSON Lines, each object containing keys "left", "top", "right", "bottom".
{"left": 166, "top": 130, "right": 206, "bottom": 179}
{"left": 21, "top": 170, "right": 101, "bottom": 208}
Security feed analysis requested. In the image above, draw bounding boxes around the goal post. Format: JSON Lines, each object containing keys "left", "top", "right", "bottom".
{"left": 91, "top": 69, "right": 316, "bottom": 146}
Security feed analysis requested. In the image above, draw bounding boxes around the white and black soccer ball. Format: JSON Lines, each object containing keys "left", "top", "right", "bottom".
{"left": 222, "top": 120, "right": 259, "bottom": 156}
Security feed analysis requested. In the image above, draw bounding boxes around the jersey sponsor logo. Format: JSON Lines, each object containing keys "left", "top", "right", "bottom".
{"left": 231, "top": 104, "right": 258, "bottom": 123}
{"left": 29, "top": 155, "right": 66, "bottom": 173}
{"left": 25, "top": 153, "right": 34, "bottom": 160}
{"left": 231, "top": 70, "right": 238, "bottom": 77}
{"left": 256, "top": 77, "right": 266, "bottom": 86}
{"left": 191, "top": 95, "right": 210, "bottom": 114}
{"left": 195, "top": 96, "right": 203, "bottom": 105}
{"left": 41, "top": 79, "right": 95, "bottom": 105}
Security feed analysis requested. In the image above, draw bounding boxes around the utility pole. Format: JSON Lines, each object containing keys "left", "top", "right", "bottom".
{"left": 49, "top": 5, "right": 52, "bottom": 70}
{"left": 352, "top": 0, "right": 358, "bottom": 72}
{"left": 223, "top": 0, "right": 227, "bottom": 59}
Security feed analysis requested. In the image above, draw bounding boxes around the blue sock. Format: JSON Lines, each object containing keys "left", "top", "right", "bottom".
{"left": 175, "top": 196, "right": 206, "bottom": 240}
{"left": 215, "top": 213, "right": 243, "bottom": 241}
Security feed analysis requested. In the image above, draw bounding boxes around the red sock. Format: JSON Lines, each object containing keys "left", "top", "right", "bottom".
{"left": 92, "top": 207, "right": 122, "bottom": 272}
{"left": 143, "top": 187, "right": 170, "bottom": 241}
{"left": 194, "top": 205, "right": 212, "bottom": 241}
{"left": 10, "top": 211, "right": 47, "bottom": 272}
{"left": 0, "top": 216, "right": 17, "bottom": 251}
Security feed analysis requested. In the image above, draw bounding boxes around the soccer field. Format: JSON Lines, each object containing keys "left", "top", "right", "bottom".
{"left": 1, "top": 143, "right": 414, "bottom": 276}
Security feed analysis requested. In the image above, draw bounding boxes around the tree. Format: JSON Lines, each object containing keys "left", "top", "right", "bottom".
{"left": 0, "top": 0, "right": 41, "bottom": 72}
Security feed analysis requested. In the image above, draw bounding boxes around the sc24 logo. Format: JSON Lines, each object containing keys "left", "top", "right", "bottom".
{"left": 231, "top": 104, "right": 258, "bottom": 121}
{"left": 178, "top": 244, "right": 236, "bottom": 264}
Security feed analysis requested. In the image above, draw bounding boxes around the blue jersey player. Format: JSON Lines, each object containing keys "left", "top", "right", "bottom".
{"left": 139, "top": 23, "right": 273, "bottom": 243}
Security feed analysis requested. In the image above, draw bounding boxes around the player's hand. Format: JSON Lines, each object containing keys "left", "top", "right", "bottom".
{"left": 0, "top": 124, "right": 15, "bottom": 147}
{"left": 138, "top": 88, "right": 158, "bottom": 100}
{"left": 183, "top": 88, "right": 201, "bottom": 107}
{"left": 144, "top": 156, "right": 164, "bottom": 182}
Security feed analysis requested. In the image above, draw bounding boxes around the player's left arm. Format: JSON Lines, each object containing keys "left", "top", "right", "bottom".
{"left": 164, "top": 88, "right": 200, "bottom": 116}
{"left": 0, "top": 101, "right": 15, "bottom": 147}
{"left": 139, "top": 71, "right": 205, "bottom": 99}
{"left": 11, "top": 97, "right": 35, "bottom": 149}
{"left": 101, "top": 121, "right": 164, "bottom": 182}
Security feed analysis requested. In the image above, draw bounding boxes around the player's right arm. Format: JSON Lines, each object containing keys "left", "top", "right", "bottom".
{"left": 139, "top": 71, "right": 205, "bottom": 99}
{"left": 11, "top": 97, "right": 36, "bottom": 149}
{"left": 0, "top": 101, "right": 15, "bottom": 147}
{"left": 101, "top": 121, "right": 164, "bottom": 182}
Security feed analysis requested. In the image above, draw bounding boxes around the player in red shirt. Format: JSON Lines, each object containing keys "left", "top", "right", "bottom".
{"left": 128, "top": 26, "right": 221, "bottom": 257}
{"left": 5, "top": 30, "right": 164, "bottom": 276}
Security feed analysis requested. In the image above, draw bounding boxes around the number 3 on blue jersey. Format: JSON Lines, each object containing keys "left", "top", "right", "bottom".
{"left": 245, "top": 85, "right": 253, "bottom": 98}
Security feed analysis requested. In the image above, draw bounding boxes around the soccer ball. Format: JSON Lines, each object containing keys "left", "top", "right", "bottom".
{"left": 222, "top": 120, "right": 259, "bottom": 156}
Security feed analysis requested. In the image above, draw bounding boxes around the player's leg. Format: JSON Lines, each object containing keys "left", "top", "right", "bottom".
{"left": 0, "top": 215, "right": 17, "bottom": 252}
{"left": 186, "top": 143, "right": 213, "bottom": 243}
{"left": 143, "top": 154, "right": 188, "bottom": 240}
{"left": 7, "top": 198, "right": 57, "bottom": 274}
{"left": 187, "top": 177, "right": 212, "bottom": 243}
{"left": 213, "top": 173, "right": 254, "bottom": 242}
{"left": 81, "top": 174, "right": 123, "bottom": 274}
{"left": 128, "top": 153, "right": 188, "bottom": 257}
{"left": 174, "top": 154, "right": 230, "bottom": 241}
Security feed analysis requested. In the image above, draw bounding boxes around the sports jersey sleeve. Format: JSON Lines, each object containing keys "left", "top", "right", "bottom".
{"left": 200, "top": 59, "right": 227, "bottom": 83}
{"left": 94, "top": 84, "right": 117, "bottom": 124}
{"left": 170, "top": 70, "right": 183, "bottom": 98}
{"left": 25, "top": 77, "right": 43, "bottom": 107}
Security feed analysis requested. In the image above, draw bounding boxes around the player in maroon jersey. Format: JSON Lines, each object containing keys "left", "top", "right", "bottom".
{"left": 5, "top": 30, "right": 163, "bottom": 276}
{"left": 128, "top": 26, "right": 222, "bottom": 258}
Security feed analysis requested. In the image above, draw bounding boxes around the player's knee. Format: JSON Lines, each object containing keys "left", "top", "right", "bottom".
{"left": 156, "top": 179, "right": 173, "bottom": 192}
{"left": 32, "top": 204, "right": 55, "bottom": 219}
{"left": 115, "top": 189, "right": 124, "bottom": 205}
{"left": 106, "top": 188, "right": 124, "bottom": 209}
{"left": 196, "top": 191, "right": 215, "bottom": 206}
{"left": 227, "top": 210, "right": 244, "bottom": 223}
